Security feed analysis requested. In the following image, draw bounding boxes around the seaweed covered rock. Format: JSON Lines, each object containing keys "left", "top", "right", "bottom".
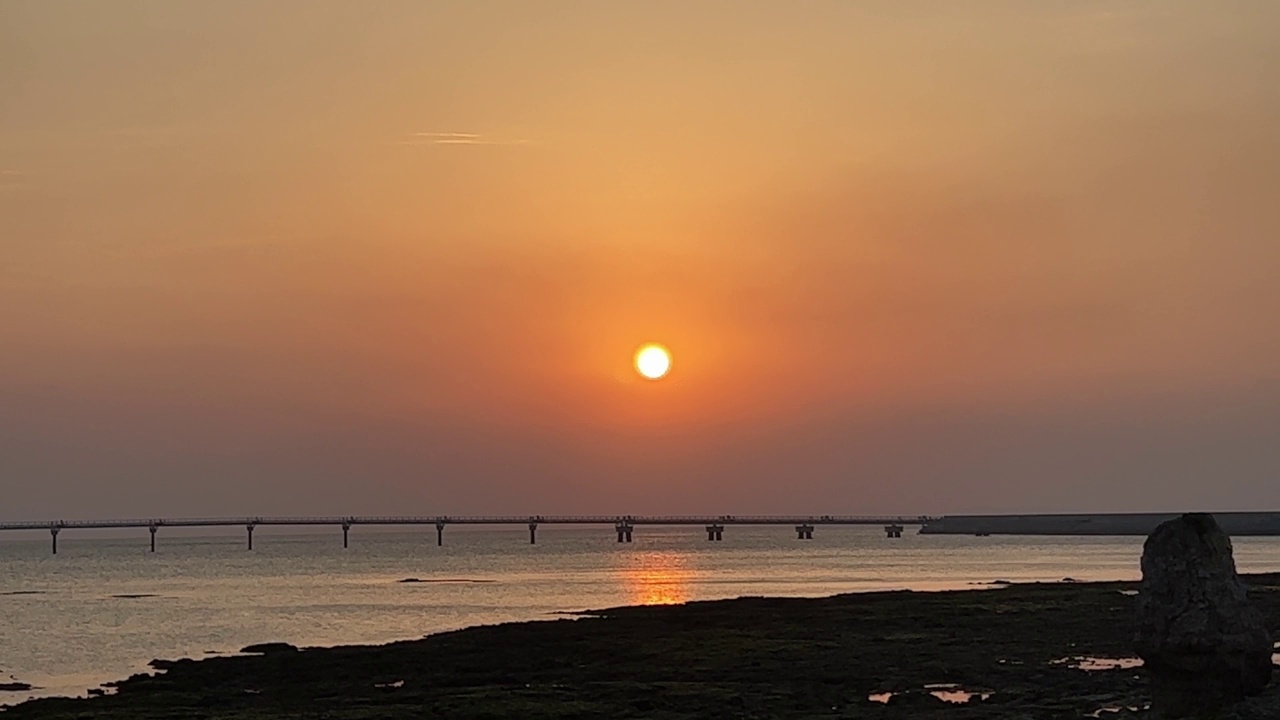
{"left": 1135, "top": 513, "right": 1273, "bottom": 717}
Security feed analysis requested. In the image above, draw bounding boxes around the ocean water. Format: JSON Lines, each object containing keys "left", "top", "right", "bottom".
{"left": 3, "top": 525, "right": 1279, "bottom": 702}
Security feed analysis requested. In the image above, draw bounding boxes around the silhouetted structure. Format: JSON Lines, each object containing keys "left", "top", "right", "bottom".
{"left": 0, "top": 515, "right": 933, "bottom": 553}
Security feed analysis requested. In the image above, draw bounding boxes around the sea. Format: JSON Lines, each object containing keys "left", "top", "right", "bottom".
{"left": 3, "top": 524, "right": 1280, "bottom": 703}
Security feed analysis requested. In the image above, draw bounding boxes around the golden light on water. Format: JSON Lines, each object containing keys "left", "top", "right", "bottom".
{"left": 620, "top": 552, "right": 692, "bottom": 606}
{"left": 634, "top": 344, "right": 672, "bottom": 380}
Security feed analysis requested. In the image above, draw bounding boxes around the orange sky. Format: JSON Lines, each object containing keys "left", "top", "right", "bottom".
{"left": 2, "top": 1, "right": 1278, "bottom": 517}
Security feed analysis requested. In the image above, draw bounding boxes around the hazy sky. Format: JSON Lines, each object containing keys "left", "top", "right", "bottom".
{"left": 2, "top": 1, "right": 1278, "bottom": 519}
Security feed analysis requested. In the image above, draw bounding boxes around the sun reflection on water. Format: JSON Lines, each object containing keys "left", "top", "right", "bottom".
{"left": 620, "top": 552, "right": 693, "bottom": 606}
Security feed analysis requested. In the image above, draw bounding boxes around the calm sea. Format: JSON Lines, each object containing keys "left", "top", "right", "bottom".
{"left": 3, "top": 525, "right": 1279, "bottom": 702}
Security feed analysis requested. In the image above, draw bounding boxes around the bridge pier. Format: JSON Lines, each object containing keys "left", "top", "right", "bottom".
{"left": 528, "top": 521, "right": 538, "bottom": 545}
{"left": 149, "top": 524, "right": 157, "bottom": 552}
{"left": 884, "top": 524, "right": 904, "bottom": 539}
{"left": 246, "top": 524, "right": 255, "bottom": 550}
{"left": 50, "top": 527, "right": 59, "bottom": 555}
{"left": 435, "top": 521, "right": 445, "bottom": 547}
{"left": 705, "top": 524, "right": 724, "bottom": 541}
{"left": 615, "top": 522, "right": 633, "bottom": 543}
{"left": 342, "top": 522, "right": 351, "bottom": 549}
{"left": 795, "top": 524, "right": 814, "bottom": 540}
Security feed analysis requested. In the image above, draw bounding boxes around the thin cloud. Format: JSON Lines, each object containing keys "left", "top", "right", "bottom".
{"left": 401, "top": 132, "right": 531, "bottom": 146}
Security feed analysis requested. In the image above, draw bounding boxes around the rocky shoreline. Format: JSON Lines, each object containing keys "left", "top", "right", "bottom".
{"left": 5, "top": 576, "right": 1280, "bottom": 719}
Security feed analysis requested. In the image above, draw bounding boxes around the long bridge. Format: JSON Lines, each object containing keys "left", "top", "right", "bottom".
{"left": 0, "top": 515, "right": 934, "bottom": 553}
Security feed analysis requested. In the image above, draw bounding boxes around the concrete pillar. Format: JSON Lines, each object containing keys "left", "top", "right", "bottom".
{"left": 149, "top": 525, "right": 157, "bottom": 552}
{"left": 796, "top": 524, "right": 814, "bottom": 540}
{"left": 884, "top": 524, "right": 904, "bottom": 539}
{"left": 50, "top": 527, "right": 59, "bottom": 555}
{"left": 706, "top": 525, "right": 724, "bottom": 541}
{"left": 528, "top": 522, "right": 538, "bottom": 545}
{"left": 615, "top": 523, "right": 633, "bottom": 543}
{"left": 342, "top": 523, "right": 350, "bottom": 549}
{"left": 246, "top": 524, "right": 255, "bottom": 550}
{"left": 435, "top": 522, "right": 445, "bottom": 547}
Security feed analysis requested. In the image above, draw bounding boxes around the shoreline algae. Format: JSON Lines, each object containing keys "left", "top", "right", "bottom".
{"left": 7, "top": 575, "right": 1280, "bottom": 719}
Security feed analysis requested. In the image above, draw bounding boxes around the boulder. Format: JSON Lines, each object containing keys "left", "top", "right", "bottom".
{"left": 1135, "top": 513, "right": 1273, "bottom": 717}
{"left": 240, "top": 642, "right": 299, "bottom": 655}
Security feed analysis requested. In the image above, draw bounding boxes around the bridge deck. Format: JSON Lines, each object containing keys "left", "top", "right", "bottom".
{"left": 0, "top": 515, "right": 932, "bottom": 530}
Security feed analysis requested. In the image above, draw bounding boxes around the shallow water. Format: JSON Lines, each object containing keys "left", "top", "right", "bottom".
{"left": 868, "top": 686, "right": 994, "bottom": 704}
{"left": 1053, "top": 656, "right": 1144, "bottom": 671}
{"left": 2, "top": 525, "right": 1279, "bottom": 701}
{"left": 924, "top": 683, "right": 995, "bottom": 703}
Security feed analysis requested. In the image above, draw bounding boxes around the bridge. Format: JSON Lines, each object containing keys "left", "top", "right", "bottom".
{"left": 0, "top": 515, "right": 935, "bottom": 553}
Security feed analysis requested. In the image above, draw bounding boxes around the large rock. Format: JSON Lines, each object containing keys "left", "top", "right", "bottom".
{"left": 1135, "top": 513, "right": 1273, "bottom": 717}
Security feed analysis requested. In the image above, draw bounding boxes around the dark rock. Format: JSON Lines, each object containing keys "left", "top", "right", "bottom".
{"left": 1135, "top": 513, "right": 1273, "bottom": 716}
{"left": 398, "top": 578, "right": 422, "bottom": 583}
{"left": 1217, "top": 683, "right": 1280, "bottom": 720}
{"left": 0, "top": 682, "right": 33, "bottom": 692}
{"left": 240, "top": 642, "right": 299, "bottom": 655}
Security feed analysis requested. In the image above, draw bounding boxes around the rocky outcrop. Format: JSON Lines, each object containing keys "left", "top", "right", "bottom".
{"left": 1135, "top": 513, "right": 1273, "bottom": 717}
{"left": 240, "top": 642, "right": 299, "bottom": 655}
{"left": 1218, "top": 683, "right": 1280, "bottom": 720}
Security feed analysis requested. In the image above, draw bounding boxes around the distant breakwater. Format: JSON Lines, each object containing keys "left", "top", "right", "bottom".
{"left": 921, "top": 512, "right": 1280, "bottom": 536}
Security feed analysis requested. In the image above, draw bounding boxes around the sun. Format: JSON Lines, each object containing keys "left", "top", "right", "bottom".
{"left": 634, "top": 344, "right": 672, "bottom": 380}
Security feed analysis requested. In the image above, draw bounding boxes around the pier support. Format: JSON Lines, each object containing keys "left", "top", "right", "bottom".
{"left": 705, "top": 524, "right": 724, "bottom": 541}
{"left": 615, "top": 522, "right": 633, "bottom": 543}
{"left": 50, "top": 527, "right": 59, "bottom": 555}
{"left": 246, "top": 523, "right": 255, "bottom": 550}
{"left": 528, "top": 521, "right": 538, "bottom": 545}
{"left": 435, "top": 521, "right": 445, "bottom": 547}
{"left": 884, "top": 524, "right": 904, "bottom": 539}
{"left": 795, "top": 524, "right": 814, "bottom": 540}
{"left": 149, "top": 524, "right": 157, "bottom": 552}
{"left": 342, "top": 522, "right": 351, "bottom": 549}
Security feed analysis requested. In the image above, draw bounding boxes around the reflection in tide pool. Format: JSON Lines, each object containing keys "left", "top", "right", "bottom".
{"left": 620, "top": 551, "right": 691, "bottom": 606}
{"left": 928, "top": 686, "right": 994, "bottom": 703}
{"left": 1052, "top": 656, "right": 1143, "bottom": 671}
{"left": 867, "top": 687, "right": 994, "bottom": 704}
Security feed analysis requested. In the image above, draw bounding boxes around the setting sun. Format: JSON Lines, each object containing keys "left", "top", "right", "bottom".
{"left": 634, "top": 344, "right": 672, "bottom": 380}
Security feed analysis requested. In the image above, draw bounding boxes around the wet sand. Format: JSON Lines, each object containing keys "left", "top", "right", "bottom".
{"left": 7, "top": 574, "right": 1280, "bottom": 719}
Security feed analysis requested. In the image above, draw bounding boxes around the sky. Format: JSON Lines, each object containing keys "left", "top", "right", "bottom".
{"left": 1, "top": 1, "right": 1278, "bottom": 519}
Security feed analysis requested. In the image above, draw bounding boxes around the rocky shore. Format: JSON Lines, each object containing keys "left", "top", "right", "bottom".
{"left": 3, "top": 574, "right": 1276, "bottom": 719}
